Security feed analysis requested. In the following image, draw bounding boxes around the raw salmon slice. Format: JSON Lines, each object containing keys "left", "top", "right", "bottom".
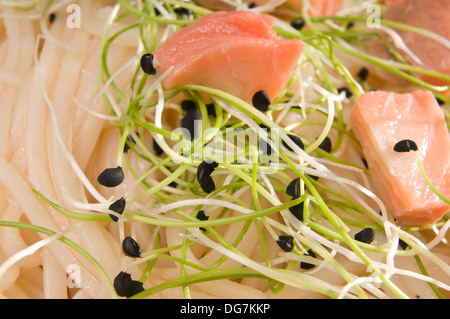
{"left": 381, "top": 0, "right": 405, "bottom": 6}
{"left": 153, "top": 11, "right": 304, "bottom": 103}
{"left": 351, "top": 90, "right": 450, "bottom": 227}
{"left": 370, "top": 0, "right": 450, "bottom": 86}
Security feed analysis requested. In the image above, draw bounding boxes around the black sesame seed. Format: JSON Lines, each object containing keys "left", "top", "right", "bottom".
{"left": 318, "top": 136, "right": 332, "bottom": 153}
{"left": 130, "top": 280, "right": 145, "bottom": 296}
{"left": 122, "top": 236, "right": 141, "bottom": 258}
{"left": 435, "top": 97, "right": 445, "bottom": 105}
{"left": 286, "top": 178, "right": 300, "bottom": 198}
{"left": 113, "top": 271, "right": 133, "bottom": 297}
{"left": 109, "top": 197, "right": 126, "bottom": 222}
{"left": 276, "top": 235, "right": 294, "bottom": 252}
{"left": 153, "top": 139, "right": 164, "bottom": 156}
{"left": 393, "top": 139, "right": 418, "bottom": 152}
{"left": 346, "top": 22, "right": 354, "bottom": 30}
{"left": 197, "top": 210, "right": 209, "bottom": 221}
{"left": 354, "top": 227, "right": 375, "bottom": 244}
{"left": 181, "top": 110, "right": 201, "bottom": 141}
{"left": 398, "top": 239, "right": 408, "bottom": 250}
{"left": 252, "top": 90, "right": 271, "bottom": 112}
{"left": 289, "top": 199, "right": 304, "bottom": 222}
{"left": 169, "top": 181, "right": 178, "bottom": 188}
{"left": 361, "top": 157, "right": 368, "bottom": 169}
{"left": 283, "top": 134, "right": 304, "bottom": 152}
{"left": 357, "top": 67, "right": 369, "bottom": 81}
{"left": 290, "top": 18, "right": 306, "bottom": 30}
{"left": 181, "top": 99, "right": 197, "bottom": 112}
{"left": 174, "top": 7, "right": 192, "bottom": 16}
{"left": 337, "top": 87, "right": 353, "bottom": 98}
{"left": 49, "top": 13, "right": 56, "bottom": 23}
{"left": 123, "top": 134, "right": 136, "bottom": 153}
{"left": 98, "top": 166, "right": 125, "bottom": 187}
{"left": 308, "top": 174, "right": 319, "bottom": 181}
{"left": 206, "top": 103, "right": 216, "bottom": 117}
{"left": 199, "top": 175, "right": 216, "bottom": 193}
{"left": 140, "top": 53, "right": 157, "bottom": 75}
{"left": 197, "top": 160, "right": 218, "bottom": 184}
{"left": 113, "top": 271, "right": 145, "bottom": 298}
{"left": 300, "top": 249, "right": 316, "bottom": 270}
{"left": 197, "top": 210, "right": 209, "bottom": 232}
{"left": 248, "top": 2, "right": 257, "bottom": 8}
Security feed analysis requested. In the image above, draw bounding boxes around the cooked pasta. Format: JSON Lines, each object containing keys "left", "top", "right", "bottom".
{"left": 0, "top": 0, "right": 449, "bottom": 299}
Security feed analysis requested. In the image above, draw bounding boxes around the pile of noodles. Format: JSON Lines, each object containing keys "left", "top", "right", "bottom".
{"left": 0, "top": 0, "right": 448, "bottom": 299}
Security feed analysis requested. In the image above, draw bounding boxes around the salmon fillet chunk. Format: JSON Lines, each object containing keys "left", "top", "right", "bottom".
{"left": 370, "top": 0, "right": 450, "bottom": 86}
{"left": 351, "top": 90, "right": 450, "bottom": 226}
{"left": 153, "top": 11, "right": 304, "bottom": 103}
